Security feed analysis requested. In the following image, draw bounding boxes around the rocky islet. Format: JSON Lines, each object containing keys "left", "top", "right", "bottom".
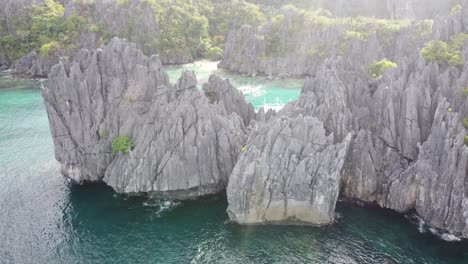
{"left": 15, "top": 0, "right": 468, "bottom": 240}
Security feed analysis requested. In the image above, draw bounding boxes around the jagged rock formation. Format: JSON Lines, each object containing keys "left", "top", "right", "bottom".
{"left": 0, "top": 56, "right": 9, "bottom": 71}
{"left": 227, "top": 113, "right": 352, "bottom": 224}
{"left": 0, "top": 0, "right": 38, "bottom": 34}
{"left": 253, "top": 0, "right": 452, "bottom": 19}
{"left": 2, "top": 0, "right": 193, "bottom": 77}
{"left": 220, "top": 9, "right": 432, "bottom": 77}
{"left": 61, "top": 0, "right": 192, "bottom": 64}
{"left": 12, "top": 51, "right": 69, "bottom": 78}
{"left": 34, "top": 0, "right": 467, "bottom": 238}
{"left": 202, "top": 75, "right": 256, "bottom": 127}
{"left": 227, "top": 2, "right": 468, "bottom": 237}
{"left": 309, "top": 0, "right": 451, "bottom": 19}
{"left": 42, "top": 38, "right": 248, "bottom": 199}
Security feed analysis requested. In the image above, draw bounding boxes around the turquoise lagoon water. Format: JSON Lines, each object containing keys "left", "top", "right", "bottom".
{"left": 0, "top": 72, "right": 467, "bottom": 264}
{"left": 165, "top": 61, "right": 303, "bottom": 110}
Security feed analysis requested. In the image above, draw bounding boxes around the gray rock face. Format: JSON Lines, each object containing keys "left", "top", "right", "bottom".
{"left": 202, "top": 75, "right": 256, "bottom": 127}
{"left": 227, "top": 3, "right": 468, "bottom": 237}
{"left": 0, "top": 56, "right": 10, "bottom": 71}
{"left": 63, "top": 0, "right": 193, "bottom": 64}
{"left": 219, "top": 8, "right": 431, "bottom": 78}
{"left": 42, "top": 38, "right": 247, "bottom": 199}
{"left": 12, "top": 51, "right": 69, "bottom": 78}
{"left": 5, "top": 0, "right": 193, "bottom": 77}
{"left": 404, "top": 100, "right": 468, "bottom": 236}
{"left": 296, "top": 48, "right": 467, "bottom": 235}
{"left": 310, "top": 0, "right": 451, "bottom": 19}
{"left": 227, "top": 112, "right": 352, "bottom": 224}
{"left": 0, "top": 0, "right": 40, "bottom": 34}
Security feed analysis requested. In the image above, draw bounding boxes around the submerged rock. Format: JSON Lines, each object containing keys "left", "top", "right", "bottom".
{"left": 42, "top": 38, "right": 247, "bottom": 199}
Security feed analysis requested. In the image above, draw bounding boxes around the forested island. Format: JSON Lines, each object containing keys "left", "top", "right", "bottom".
{"left": 1, "top": 0, "right": 468, "bottom": 262}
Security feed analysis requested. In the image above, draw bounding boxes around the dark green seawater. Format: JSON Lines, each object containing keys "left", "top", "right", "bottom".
{"left": 1, "top": 72, "right": 467, "bottom": 264}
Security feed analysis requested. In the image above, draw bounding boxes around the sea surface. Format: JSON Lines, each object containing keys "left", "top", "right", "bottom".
{"left": 165, "top": 61, "right": 303, "bottom": 110}
{"left": 0, "top": 69, "right": 467, "bottom": 264}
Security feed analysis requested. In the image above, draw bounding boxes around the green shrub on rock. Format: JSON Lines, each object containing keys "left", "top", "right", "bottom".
{"left": 465, "top": 136, "right": 468, "bottom": 146}
{"left": 448, "top": 54, "right": 464, "bottom": 67}
{"left": 421, "top": 33, "right": 468, "bottom": 66}
{"left": 112, "top": 136, "right": 135, "bottom": 154}
{"left": 89, "top": 24, "right": 100, "bottom": 33}
{"left": 345, "top": 30, "right": 368, "bottom": 40}
{"left": 451, "top": 4, "right": 462, "bottom": 16}
{"left": 368, "top": 59, "right": 398, "bottom": 78}
{"left": 205, "top": 47, "right": 223, "bottom": 61}
{"left": 421, "top": 40, "right": 452, "bottom": 64}
{"left": 462, "top": 87, "right": 468, "bottom": 99}
{"left": 40, "top": 41, "right": 60, "bottom": 57}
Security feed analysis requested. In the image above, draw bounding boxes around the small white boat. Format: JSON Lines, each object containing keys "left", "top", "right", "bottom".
{"left": 238, "top": 84, "right": 266, "bottom": 97}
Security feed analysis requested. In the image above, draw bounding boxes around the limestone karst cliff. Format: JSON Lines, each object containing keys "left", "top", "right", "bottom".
{"left": 226, "top": 2, "right": 468, "bottom": 237}
{"left": 36, "top": 0, "right": 468, "bottom": 239}
{"left": 219, "top": 6, "right": 432, "bottom": 77}
{"left": 227, "top": 112, "right": 352, "bottom": 225}
{"left": 42, "top": 38, "right": 250, "bottom": 199}
{"left": 1, "top": 0, "right": 454, "bottom": 77}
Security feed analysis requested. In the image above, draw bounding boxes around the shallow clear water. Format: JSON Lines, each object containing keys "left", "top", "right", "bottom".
{"left": 0, "top": 76, "right": 467, "bottom": 264}
{"left": 165, "top": 61, "right": 303, "bottom": 110}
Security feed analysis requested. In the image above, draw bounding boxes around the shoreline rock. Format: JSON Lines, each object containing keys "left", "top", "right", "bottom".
{"left": 42, "top": 38, "right": 248, "bottom": 199}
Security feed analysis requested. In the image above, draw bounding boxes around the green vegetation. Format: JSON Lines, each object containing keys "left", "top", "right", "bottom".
{"left": 0, "top": 0, "right": 268, "bottom": 62}
{"left": 112, "top": 136, "right": 135, "bottom": 154}
{"left": 451, "top": 4, "right": 462, "bottom": 16}
{"left": 124, "top": 95, "right": 137, "bottom": 103}
{"left": 89, "top": 24, "right": 100, "bottom": 33}
{"left": 241, "top": 146, "right": 247, "bottom": 153}
{"left": 421, "top": 33, "right": 468, "bottom": 66}
{"left": 205, "top": 47, "right": 223, "bottom": 61}
{"left": 0, "top": 0, "right": 88, "bottom": 60}
{"left": 465, "top": 136, "right": 468, "bottom": 146}
{"left": 256, "top": 4, "right": 431, "bottom": 59}
{"left": 345, "top": 30, "right": 368, "bottom": 40}
{"left": 463, "top": 117, "right": 468, "bottom": 129}
{"left": 307, "top": 44, "right": 327, "bottom": 59}
{"left": 368, "top": 59, "right": 398, "bottom": 78}
{"left": 462, "top": 87, "right": 468, "bottom": 99}
{"left": 100, "top": 130, "right": 109, "bottom": 139}
{"left": 40, "top": 41, "right": 60, "bottom": 57}
{"left": 0, "top": 0, "right": 435, "bottom": 65}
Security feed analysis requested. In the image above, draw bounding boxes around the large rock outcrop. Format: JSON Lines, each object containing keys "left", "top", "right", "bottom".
{"left": 227, "top": 2, "right": 468, "bottom": 238}
{"left": 219, "top": 6, "right": 432, "bottom": 78}
{"left": 202, "top": 75, "right": 256, "bottom": 127}
{"left": 3, "top": 0, "right": 193, "bottom": 77}
{"left": 305, "top": 0, "right": 451, "bottom": 19}
{"left": 227, "top": 113, "right": 352, "bottom": 224}
{"left": 12, "top": 51, "right": 69, "bottom": 78}
{"left": 42, "top": 38, "right": 248, "bottom": 199}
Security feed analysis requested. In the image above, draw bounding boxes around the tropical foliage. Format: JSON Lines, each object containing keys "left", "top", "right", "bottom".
{"left": 368, "top": 59, "right": 398, "bottom": 78}
{"left": 112, "top": 136, "right": 135, "bottom": 155}
{"left": 421, "top": 33, "right": 468, "bottom": 66}
{"left": 0, "top": 0, "right": 269, "bottom": 62}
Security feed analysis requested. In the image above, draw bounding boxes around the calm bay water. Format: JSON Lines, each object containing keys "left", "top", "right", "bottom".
{"left": 0, "top": 71, "right": 467, "bottom": 264}
{"left": 165, "top": 61, "right": 303, "bottom": 110}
